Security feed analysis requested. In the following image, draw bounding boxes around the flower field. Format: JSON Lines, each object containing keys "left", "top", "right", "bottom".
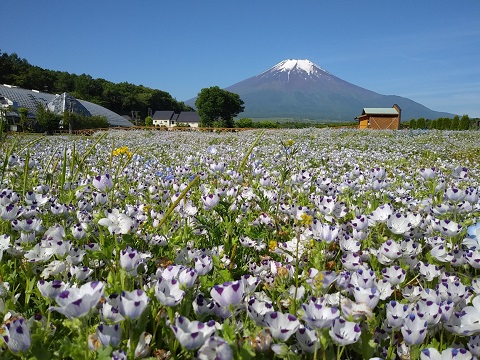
{"left": 1, "top": 128, "right": 480, "bottom": 359}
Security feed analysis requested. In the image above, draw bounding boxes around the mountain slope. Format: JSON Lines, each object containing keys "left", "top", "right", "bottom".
{"left": 187, "top": 59, "right": 455, "bottom": 121}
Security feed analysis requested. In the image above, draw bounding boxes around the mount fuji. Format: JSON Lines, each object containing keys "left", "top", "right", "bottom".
{"left": 186, "top": 59, "right": 455, "bottom": 121}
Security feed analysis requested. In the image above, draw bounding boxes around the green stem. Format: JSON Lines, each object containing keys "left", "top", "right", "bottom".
{"left": 237, "top": 129, "right": 265, "bottom": 173}
{"left": 156, "top": 175, "right": 200, "bottom": 229}
{"left": 292, "top": 232, "right": 301, "bottom": 314}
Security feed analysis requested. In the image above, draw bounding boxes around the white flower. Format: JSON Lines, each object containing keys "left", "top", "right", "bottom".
{"left": 98, "top": 208, "right": 134, "bottom": 235}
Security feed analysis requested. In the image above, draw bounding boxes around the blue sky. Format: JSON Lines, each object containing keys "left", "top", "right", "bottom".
{"left": 2, "top": 0, "right": 480, "bottom": 117}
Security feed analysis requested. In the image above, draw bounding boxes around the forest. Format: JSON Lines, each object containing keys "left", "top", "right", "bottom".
{"left": 0, "top": 50, "right": 191, "bottom": 121}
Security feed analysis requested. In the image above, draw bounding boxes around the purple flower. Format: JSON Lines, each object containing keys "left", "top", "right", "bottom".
{"left": 111, "top": 349, "right": 127, "bottom": 360}
{"left": 414, "top": 300, "right": 442, "bottom": 327}
{"left": 92, "top": 174, "right": 113, "bottom": 192}
{"left": 329, "top": 317, "right": 361, "bottom": 346}
{"left": 170, "top": 316, "right": 216, "bottom": 350}
{"left": 210, "top": 280, "right": 244, "bottom": 307}
{"left": 301, "top": 297, "right": 340, "bottom": 329}
{"left": 100, "top": 294, "right": 124, "bottom": 323}
{"left": 468, "top": 335, "right": 480, "bottom": 357}
{"left": 446, "top": 295, "right": 480, "bottom": 335}
{"left": 381, "top": 265, "right": 406, "bottom": 285}
{"left": 37, "top": 279, "right": 67, "bottom": 299}
{"left": 264, "top": 312, "right": 300, "bottom": 341}
{"left": 155, "top": 277, "right": 185, "bottom": 307}
{"left": 97, "top": 322, "right": 122, "bottom": 347}
{"left": 295, "top": 325, "right": 318, "bottom": 353}
{"left": 119, "top": 289, "right": 149, "bottom": 320}
{"left": 309, "top": 219, "right": 340, "bottom": 243}
{"left": 178, "top": 267, "right": 198, "bottom": 289}
{"left": 201, "top": 193, "right": 220, "bottom": 210}
{"left": 401, "top": 313, "right": 428, "bottom": 345}
{"left": 353, "top": 286, "right": 380, "bottom": 309}
{"left": 195, "top": 336, "right": 232, "bottom": 360}
{"left": 386, "top": 300, "right": 408, "bottom": 328}
{"left": 192, "top": 294, "right": 216, "bottom": 316}
{"left": 1, "top": 316, "right": 31, "bottom": 353}
{"left": 120, "top": 246, "right": 143, "bottom": 275}
{"left": 194, "top": 255, "right": 213, "bottom": 275}
{"left": 49, "top": 281, "right": 104, "bottom": 319}
{"left": 247, "top": 298, "right": 274, "bottom": 326}
{"left": 421, "top": 347, "right": 473, "bottom": 360}
{"left": 386, "top": 213, "right": 412, "bottom": 235}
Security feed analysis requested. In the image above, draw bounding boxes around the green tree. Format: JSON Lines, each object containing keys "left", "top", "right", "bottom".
{"left": 144, "top": 116, "right": 153, "bottom": 126}
{"left": 18, "top": 107, "right": 29, "bottom": 132}
{"left": 444, "top": 117, "right": 452, "bottom": 130}
{"left": 409, "top": 118, "right": 417, "bottom": 129}
{"left": 235, "top": 118, "right": 253, "bottom": 128}
{"left": 36, "top": 105, "right": 61, "bottom": 133}
{"left": 429, "top": 119, "right": 437, "bottom": 129}
{"left": 195, "top": 86, "right": 244, "bottom": 127}
{"left": 436, "top": 118, "right": 444, "bottom": 130}
{"left": 460, "top": 115, "right": 470, "bottom": 130}
{"left": 417, "top": 118, "right": 426, "bottom": 129}
{"left": 451, "top": 116, "right": 460, "bottom": 130}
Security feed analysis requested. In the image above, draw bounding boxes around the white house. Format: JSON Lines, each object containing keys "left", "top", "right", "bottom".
{"left": 176, "top": 111, "right": 200, "bottom": 128}
{"left": 152, "top": 110, "right": 200, "bottom": 128}
{"left": 152, "top": 110, "right": 177, "bottom": 127}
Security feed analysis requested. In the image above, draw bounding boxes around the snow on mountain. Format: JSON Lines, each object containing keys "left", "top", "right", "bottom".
{"left": 186, "top": 59, "right": 456, "bottom": 121}
{"left": 256, "top": 59, "right": 331, "bottom": 83}
{"left": 260, "top": 59, "right": 330, "bottom": 78}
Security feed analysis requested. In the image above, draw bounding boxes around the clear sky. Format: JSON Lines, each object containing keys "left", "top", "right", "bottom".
{"left": 2, "top": 0, "right": 480, "bottom": 117}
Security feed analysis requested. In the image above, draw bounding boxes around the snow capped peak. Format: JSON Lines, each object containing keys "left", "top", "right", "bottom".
{"left": 259, "top": 59, "right": 330, "bottom": 79}
{"left": 276, "top": 59, "right": 315, "bottom": 74}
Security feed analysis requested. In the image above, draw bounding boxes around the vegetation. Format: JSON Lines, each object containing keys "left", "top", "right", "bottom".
{"left": 144, "top": 116, "right": 153, "bottom": 127}
{"left": 1, "top": 129, "right": 480, "bottom": 359}
{"left": 195, "top": 86, "right": 244, "bottom": 127}
{"left": 0, "top": 50, "right": 191, "bottom": 120}
{"left": 408, "top": 114, "right": 477, "bottom": 130}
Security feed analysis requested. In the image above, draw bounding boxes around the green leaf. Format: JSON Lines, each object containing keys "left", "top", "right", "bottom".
{"left": 96, "top": 346, "right": 113, "bottom": 360}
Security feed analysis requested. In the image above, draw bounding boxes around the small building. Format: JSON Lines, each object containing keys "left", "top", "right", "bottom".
{"left": 357, "top": 104, "right": 401, "bottom": 130}
{"left": 176, "top": 111, "right": 200, "bottom": 128}
{"left": 152, "top": 111, "right": 177, "bottom": 127}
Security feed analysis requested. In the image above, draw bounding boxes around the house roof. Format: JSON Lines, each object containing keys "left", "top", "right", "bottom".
{"left": 0, "top": 84, "right": 133, "bottom": 126}
{"left": 152, "top": 110, "right": 175, "bottom": 120}
{"left": 362, "top": 108, "right": 399, "bottom": 115}
{"left": 176, "top": 111, "right": 200, "bottom": 123}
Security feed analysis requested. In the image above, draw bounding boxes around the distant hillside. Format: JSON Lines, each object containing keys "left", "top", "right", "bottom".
{"left": 0, "top": 50, "right": 190, "bottom": 120}
{"left": 186, "top": 59, "right": 456, "bottom": 121}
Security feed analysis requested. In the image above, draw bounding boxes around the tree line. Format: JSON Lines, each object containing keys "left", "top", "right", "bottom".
{"left": 409, "top": 115, "right": 475, "bottom": 130}
{"left": 0, "top": 50, "right": 191, "bottom": 121}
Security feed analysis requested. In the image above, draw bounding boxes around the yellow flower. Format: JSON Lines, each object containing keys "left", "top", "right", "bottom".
{"left": 268, "top": 240, "right": 278, "bottom": 252}
{"left": 112, "top": 146, "right": 133, "bottom": 158}
{"left": 313, "top": 272, "right": 325, "bottom": 288}
{"left": 299, "top": 213, "right": 313, "bottom": 226}
{"left": 284, "top": 139, "right": 295, "bottom": 147}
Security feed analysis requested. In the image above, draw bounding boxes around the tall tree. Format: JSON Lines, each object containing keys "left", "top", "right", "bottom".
{"left": 460, "top": 115, "right": 470, "bottom": 130}
{"left": 195, "top": 86, "right": 244, "bottom": 127}
{"left": 451, "top": 116, "right": 460, "bottom": 130}
{"left": 417, "top": 118, "right": 426, "bottom": 130}
{"left": 409, "top": 118, "right": 417, "bottom": 129}
{"left": 36, "top": 105, "right": 61, "bottom": 133}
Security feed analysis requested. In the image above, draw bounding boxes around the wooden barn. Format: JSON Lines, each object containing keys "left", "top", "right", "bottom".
{"left": 356, "top": 104, "right": 401, "bottom": 129}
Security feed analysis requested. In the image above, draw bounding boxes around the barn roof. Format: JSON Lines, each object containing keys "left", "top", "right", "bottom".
{"left": 362, "top": 108, "right": 399, "bottom": 115}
